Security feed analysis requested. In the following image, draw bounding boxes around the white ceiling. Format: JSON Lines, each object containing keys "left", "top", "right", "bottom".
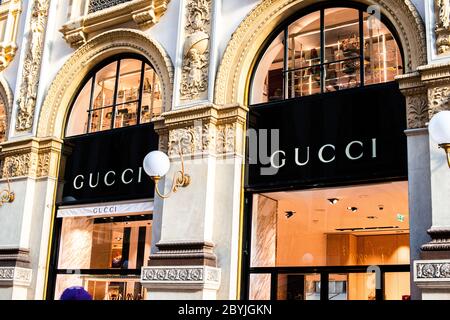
{"left": 263, "top": 181, "right": 409, "bottom": 235}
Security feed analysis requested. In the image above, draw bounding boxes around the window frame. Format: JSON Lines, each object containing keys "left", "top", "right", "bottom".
{"left": 65, "top": 53, "right": 161, "bottom": 138}
{"left": 248, "top": 1, "right": 405, "bottom": 105}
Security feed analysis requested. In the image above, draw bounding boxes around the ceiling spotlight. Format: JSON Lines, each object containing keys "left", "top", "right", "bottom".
{"left": 366, "top": 216, "right": 378, "bottom": 219}
{"left": 347, "top": 206, "right": 358, "bottom": 212}
{"left": 328, "top": 198, "right": 339, "bottom": 205}
{"left": 378, "top": 205, "right": 384, "bottom": 211}
{"left": 285, "top": 211, "right": 295, "bottom": 219}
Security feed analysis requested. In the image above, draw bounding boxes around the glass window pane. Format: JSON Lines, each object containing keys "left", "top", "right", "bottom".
{"left": 324, "top": 59, "right": 361, "bottom": 92}
{"left": 66, "top": 79, "right": 92, "bottom": 137}
{"left": 140, "top": 65, "right": 163, "bottom": 123}
{"left": 364, "top": 12, "right": 403, "bottom": 85}
{"left": 250, "top": 31, "right": 284, "bottom": 104}
{"left": 89, "top": 106, "right": 113, "bottom": 133}
{"left": 115, "top": 102, "right": 138, "bottom": 128}
{"left": 329, "top": 273, "right": 376, "bottom": 300}
{"left": 249, "top": 274, "right": 271, "bottom": 300}
{"left": 116, "top": 59, "right": 142, "bottom": 105}
{"left": 57, "top": 215, "right": 152, "bottom": 270}
{"left": 277, "top": 273, "right": 320, "bottom": 300}
{"left": 286, "top": 67, "right": 321, "bottom": 98}
{"left": 54, "top": 274, "right": 146, "bottom": 300}
{"left": 384, "top": 272, "right": 410, "bottom": 300}
{"left": 92, "top": 62, "right": 118, "bottom": 109}
{"left": 288, "top": 11, "right": 321, "bottom": 69}
{"left": 324, "top": 8, "right": 360, "bottom": 64}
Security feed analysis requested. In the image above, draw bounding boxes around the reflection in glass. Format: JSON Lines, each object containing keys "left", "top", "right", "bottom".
{"left": 249, "top": 274, "right": 271, "bottom": 300}
{"left": 66, "top": 57, "right": 164, "bottom": 137}
{"left": 329, "top": 273, "right": 376, "bottom": 300}
{"left": 55, "top": 274, "right": 146, "bottom": 300}
{"left": 277, "top": 274, "right": 320, "bottom": 300}
{"left": 57, "top": 215, "right": 152, "bottom": 270}
{"left": 250, "top": 6, "right": 403, "bottom": 104}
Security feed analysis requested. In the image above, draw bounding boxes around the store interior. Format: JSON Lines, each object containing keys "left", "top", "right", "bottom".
{"left": 250, "top": 181, "right": 410, "bottom": 300}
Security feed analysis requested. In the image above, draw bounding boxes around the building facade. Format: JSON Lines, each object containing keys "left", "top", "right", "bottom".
{"left": 0, "top": 0, "right": 449, "bottom": 300}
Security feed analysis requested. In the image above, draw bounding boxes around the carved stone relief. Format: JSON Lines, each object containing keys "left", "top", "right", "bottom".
{"left": 180, "top": 0, "right": 212, "bottom": 101}
{"left": 436, "top": 0, "right": 450, "bottom": 55}
{"left": 15, "top": 0, "right": 50, "bottom": 132}
{"left": 429, "top": 86, "right": 450, "bottom": 117}
{"left": 406, "top": 92, "right": 429, "bottom": 129}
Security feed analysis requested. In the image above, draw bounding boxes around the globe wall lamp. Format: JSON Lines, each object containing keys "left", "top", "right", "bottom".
{"left": 429, "top": 110, "right": 450, "bottom": 169}
{"left": 143, "top": 138, "right": 191, "bottom": 199}
{"left": 0, "top": 164, "right": 15, "bottom": 206}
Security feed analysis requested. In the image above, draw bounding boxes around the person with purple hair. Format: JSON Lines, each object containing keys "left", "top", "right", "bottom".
{"left": 60, "top": 286, "right": 93, "bottom": 300}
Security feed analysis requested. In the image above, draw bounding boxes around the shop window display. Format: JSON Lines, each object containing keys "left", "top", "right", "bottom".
{"left": 251, "top": 7, "right": 402, "bottom": 104}
{"left": 66, "top": 56, "right": 163, "bottom": 137}
{"left": 54, "top": 214, "right": 152, "bottom": 300}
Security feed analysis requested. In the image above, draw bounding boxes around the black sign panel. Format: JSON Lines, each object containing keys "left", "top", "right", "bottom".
{"left": 60, "top": 124, "right": 158, "bottom": 205}
{"left": 246, "top": 83, "right": 407, "bottom": 191}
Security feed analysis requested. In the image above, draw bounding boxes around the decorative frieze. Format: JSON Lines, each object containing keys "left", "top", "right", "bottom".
{"left": 436, "top": 0, "right": 450, "bottom": 55}
{"left": 141, "top": 265, "right": 221, "bottom": 290}
{"left": 429, "top": 86, "right": 450, "bottom": 117}
{"left": 15, "top": 0, "right": 50, "bottom": 132}
{"left": 0, "top": 137, "right": 63, "bottom": 179}
{"left": 180, "top": 0, "right": 212, "bottom": 101}
{"left": 415, "top": 260, "right": 450, "bottom": 280}
{"left": 0, "top": 267, "right": 32, "bottom": 287}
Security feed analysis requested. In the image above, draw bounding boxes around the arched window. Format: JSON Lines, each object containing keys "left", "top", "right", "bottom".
{"left": 251, "top": 6, "right": 403, "bottom": 104}
{"left": 66, "top": 55, "right": 162, "bottom": 137}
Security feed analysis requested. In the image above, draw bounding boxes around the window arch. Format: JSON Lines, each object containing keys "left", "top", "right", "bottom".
{"left": 250, "top": 5, "right": 403, "bottom": 104}
{"left": 66, "top": 54, "right": 163, "bottom": 137}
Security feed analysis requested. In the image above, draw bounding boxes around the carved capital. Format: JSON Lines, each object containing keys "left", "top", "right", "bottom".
{"left": 429, "top": 85, "right": 450, "bottom": 117}
{"left": 421, "top": 228, "right": 450, "bottom": 251}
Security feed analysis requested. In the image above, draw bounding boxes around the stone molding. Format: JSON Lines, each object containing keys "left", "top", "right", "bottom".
{"left": 214, "top": 0, "right": 426, "bottom": 107}
{"left": 0, "top": 267, "right": 32, "bottom": 287}
{"left": 414, "top": 260, "right": 450, "bottom": 289}
{"left": 155, "top": 104, "right": 248, "bottom": 157}
{"left": 149, "top": 241, "right": 218, "bottom": 267}
{"left": 0, "top": 248, "right": 30, "bottom": 268}
{"left": 141, "top": 265, "right": 221, "bottom": 290}
{"left": 15, "top": 0, "right": 50, "bottom": 133}
{"left": 180, "top": 0, "right": 212, "bottom": 102}
{"left": 421, "top": 228, "right": 450, "bottom": 251}
{"left": 37, "top": 29, "right": 174, "bottom": 139}
{"left": 0, "top": 137, "right": 63, "bottom": 179}
{"left": 60, "top": 0, "right": 170, "bottom": 48}
{"left": 0, "top": 0, "right": 22, "bottom": 71}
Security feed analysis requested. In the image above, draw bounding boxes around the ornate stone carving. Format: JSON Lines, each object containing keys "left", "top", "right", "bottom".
{"left": 0, "top": 267, "right": 32, "bottom": 286}
{"left": 36, "top": 152, "right": 51, "bottom": 178}
{"left": 141, "top": 265, "right": 221, "bottom": 290}
{"left": 214, "top": 0, "right": 426, "bottom": 106}
{"left": 429, "top": 86, "right": 450, "bottom": 117}
{"left": 168, "top": 124, "right": 213, "bottom": 156}
{"left": 216, "top": 123, "right": 236, "bottom": 154}
{"left": 180, "top": 0, "right": 211, "bottom": 101}
{"left": 15, "top": 0, "right": 50, "bottom": 132}
{"left": 416, "top": 261, "right": 450, "bottom": 279}
{"left": 436, "top": 0, "right": 450, "bottom": 55}
{"left": 406, "top": 93, "right": 429, "bottom": 129}
{"left": 60, "top": 0, "right": 170, "bottom": 48}
{"left": 1, "top": 153, "right": 32, "bottom": 178}
{"left": 0, "top": 0, "right": 22, "bottom": 72}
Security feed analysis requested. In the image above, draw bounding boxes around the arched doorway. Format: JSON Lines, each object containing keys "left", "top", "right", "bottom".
{"left": 236, "top": 2, "right": 418, "bottom": 300}
{"left": 36, "top": 30, "right": 174, "bottom": 300}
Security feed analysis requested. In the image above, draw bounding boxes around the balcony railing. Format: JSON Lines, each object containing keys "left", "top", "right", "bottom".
{"left": 88, "top": 0, "right": 133, "bottom": 14}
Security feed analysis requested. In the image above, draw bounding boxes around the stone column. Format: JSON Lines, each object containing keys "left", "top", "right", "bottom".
{"left": 0, "top": 137, "right": 62, "bottom": 299}
{"left": 398, "top": 72, "right": 433, "bottom": 300}
{"left": 141, "top": 104, "right": 247, "bottom": 299}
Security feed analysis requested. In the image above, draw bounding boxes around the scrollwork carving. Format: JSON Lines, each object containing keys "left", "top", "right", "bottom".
{"left": 15, "top": 0, "right": 50, "bottom": 132}
{"left": 429, "top": 86, "right": 450, "bottom": 118}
